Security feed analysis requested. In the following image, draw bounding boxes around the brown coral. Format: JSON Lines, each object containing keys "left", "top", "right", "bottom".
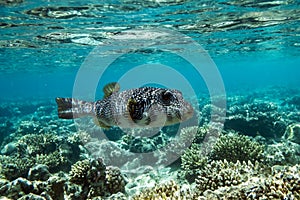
{"left": 209, "top": 133, "right": 264, "bottom": 163}
{"left": 194, "top": 159, "right": 260, "bottom": 195}
{"left": 181, "top": 143, "right": 208, "bottom": 182}
{"left": 105, "top": 166, "right": 126, "bottom": 194}
{"left": 69, "top": 158, "right": 127, "bottom": 198}
{"left": 132, "top": 180, "right": 192, "bottom": 200}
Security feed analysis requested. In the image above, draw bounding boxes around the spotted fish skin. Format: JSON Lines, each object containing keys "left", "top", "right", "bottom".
{"left": 56, "top": 83, "right": 194, "bottom": 128}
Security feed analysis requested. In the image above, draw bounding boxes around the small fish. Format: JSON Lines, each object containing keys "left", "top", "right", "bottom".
{"left": 56, "top": 82, "right": 194, "bottom": 128}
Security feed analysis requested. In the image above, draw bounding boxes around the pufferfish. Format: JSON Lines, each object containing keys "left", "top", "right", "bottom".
{"left": 55, "top": 82, "right": 194, "bottom": 128}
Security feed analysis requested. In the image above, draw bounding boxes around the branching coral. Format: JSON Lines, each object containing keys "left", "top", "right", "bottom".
{"left": 179, "top": 126, "right": 208, "bottom": 146}
{"left": 69, "top": 159, "right": 91, "bottom": 185}
{"left": 0, "top": 133, "right": 84, "bottom": 181}
{"left": 194, "top": 164, "right": 300, "bottom": 199}
{"left": 244, "top": 165, "right": 300, "bottom": 199}
{"left": 69, "top": 158, "right": 127, "bottom": 199}
{"left": 105, "top": 166, "right": 126, "bottom": 194}
{"left": 18, "top": 133, "right": 61, "bottom": 156}
{"left": 209, "top": 133, "right": 264, "bottom": 163}
{"left": 194, "top": 159, "right": 260, "bottom": 195}
{"left": 35, "top": 151, "right": 68, "bottom": 172}
{"left": 0, "top": 155, "right": 35, "bottom": 181}
{"left": 180, "top": 143, "right": 208, "bottom": 182}
{"left": 132, "top": 180, "right": 192, "bottom": 200}
{"left": 225, "top": 101, "right": 286, "bottom": 138}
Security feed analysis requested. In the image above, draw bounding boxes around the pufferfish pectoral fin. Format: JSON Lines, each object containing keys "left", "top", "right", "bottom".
{"left": 103, "top": 82, "right": 120, "bottom": 98}
{"left": 127, "top": 98, "right": 151, "bottom": 125}
{"left": 93, "top": 118, "right": 112, "bottom": 129}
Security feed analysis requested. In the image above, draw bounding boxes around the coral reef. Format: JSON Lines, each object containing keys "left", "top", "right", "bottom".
{"left": 180, "top": 143, "right": 208, "bottom": 182}
{"left": 0, "top": 172, "right": 67, "bottom": 200}
{"left": 282, "top": 95, "right": 300, "bottom": 109}
{"left": 198, "top": 164, "right": 300, "bottom": 199}
{"left": 0, "top": 132, "right": 86, "bottom": 181}
{"left": 179, "top": 125, "right": 208, "bottom": 145}
{"left": 27, "top": 164, "right": 51, "bottom": 181}
{"left": 132, "top": 180, "right": 192, "bottom": 200}
{"left": 194, "top": 159, "right": 261, "bottom": 195}
{"left": 1, "top": 88, "right": 300, "bottom": 199}
{"left": 68, "top": 158, "right": 127, "bottom": 199}
{"left": 252, "top": 164, "right": 300, "bottom": 199}
{"left": 209, "top": 133, "right": 265, "bottom": 163}
{"left": 225, "top": 101, "right": 287, "bottom": 138}
{"left": 264, "top": 140, "right": 300, "bottom": 166}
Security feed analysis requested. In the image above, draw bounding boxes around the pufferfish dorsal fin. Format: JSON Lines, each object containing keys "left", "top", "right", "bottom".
{"left": 103, "top": 82, "right": 120, "bottom": 98}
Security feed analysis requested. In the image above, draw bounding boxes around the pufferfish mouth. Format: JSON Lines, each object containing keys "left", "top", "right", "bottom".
{"left": 168, "top": 103, "right": 194, "bottom": 123}
{"left": 180, "top": 103, "right": 194, "bottom": 121}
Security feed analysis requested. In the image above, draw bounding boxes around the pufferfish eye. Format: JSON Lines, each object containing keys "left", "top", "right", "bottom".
{"left": 160, "top": 90, "right": 175, "bottom": 105}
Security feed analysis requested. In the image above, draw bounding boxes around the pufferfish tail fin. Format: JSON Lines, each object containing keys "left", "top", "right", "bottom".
{"left": 55, "top": 98, "right": 95, "bottom": 119}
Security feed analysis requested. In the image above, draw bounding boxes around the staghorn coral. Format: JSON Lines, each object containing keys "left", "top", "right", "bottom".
{"left": 209, "top": 133, "right": 264, "bottom": 163}
{"left": 194, "top": 159, "right": 261, "bottom": 195}
{"left": 131, "top": 180, "right": 192, "bottom": 200}
{"left": 180, "top": 143, "right": 208, "bottom": 182}
{"left": 69, "top": 158, "right": 127, "bottom": 199}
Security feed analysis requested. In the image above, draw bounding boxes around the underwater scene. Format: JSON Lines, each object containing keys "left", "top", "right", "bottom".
{"left": 1, "top": 0, "right": 300, "bottom": 199}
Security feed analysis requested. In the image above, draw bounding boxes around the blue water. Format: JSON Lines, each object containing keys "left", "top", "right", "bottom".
{"left": 1, "top": 0, "right": 300, "bottom": 101}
